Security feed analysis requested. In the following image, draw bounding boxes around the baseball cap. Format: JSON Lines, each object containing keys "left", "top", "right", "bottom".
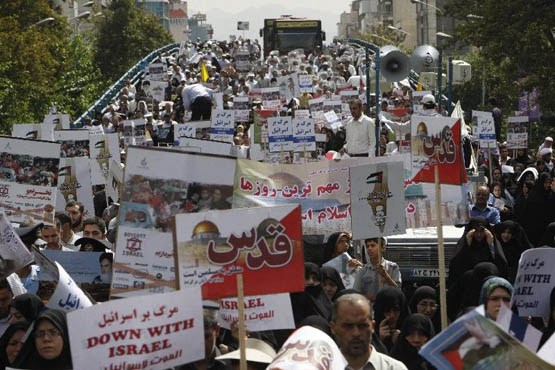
{"left": 422, "top": 94, "right": 436, "bottom": 105}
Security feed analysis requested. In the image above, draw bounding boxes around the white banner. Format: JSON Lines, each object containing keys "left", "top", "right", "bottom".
{"left": 68, "top": 288, "right": 203, "bottom": 370}
{"left": 218, "top": 293, "right": 295, "bottom": 332}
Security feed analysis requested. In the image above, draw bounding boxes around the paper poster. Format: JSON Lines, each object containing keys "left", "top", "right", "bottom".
{"left": 233, "top": 96, "right": 250, "bottom": 122}
{"left": 55, "top": 129, "right": 90, "bottom": 157}
{"left": 0, "top": 212, "right": 34, "bottom": 279}
{"left": 252, "top": 109, "right": 278, "bottom": 144}
{"left": 410, "top": 116, "right": 467, "bottom": 185}
{"left": 292, "top": 117, "right": 316, "bottom": 152}
{"left": 512, "top": 248, "right": 555, "bottom": 318}
{"left": 44, "top": 113, "right": 71, "bottom": 130}
{"left": 472, "top": 110, "right": 496, "bottom": 149}
{"left": 420, "top": 308, "right": 553, "bottom": 370}
{"left": 56, "top": 157, "right": 94, "bottom": 217}
{"left": 218, "top": 293, "right": 295, "bottom": 332}
{"left": 46, "top": 261, "right": 93, "bottom": 312}
{"left": 298, "top": 74, "right": 313, "bottom": 93}
{"left": 67, "top": 288, "right": 203, "bottom": 370}
{"left": 350, "top": 160, "right": 406, "bottom": 239}
{"left": 506, "top": 116, "right": 529, "bottom": 149}
{"left": 174, "top": 121, "right": 211, "bottom": 142}
{"left": 176, "top": 137, "right": 233, "bottom": 157}
{"left": 107, "top": 160, "right": 123, "bottom": 204}
{"left": 0, "top": 136, "right": 60, "bottom": 224}
{"left": 12, "top": 123, "right": 55, "bottom": 142}
{"left": 111, "top": 147, "right": 236, "bottom": 298}
{"left": 89, "top": 133, "right": 120, "bottom": 186}
{"left": 210, "top": 110, "right": 235, "bottom": 143}
{"left": 260, "top": 87, "right": 281, "bottom": 110}
{"left": 268, "top": 116, "right": 293, "bottom": 152}
{"left": 175, "top": 205, "right": 304, "bottom": 300}
{"left": 322, "top": 253, "right": 358, "bottom": 289}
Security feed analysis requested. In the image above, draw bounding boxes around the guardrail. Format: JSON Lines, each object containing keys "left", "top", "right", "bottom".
{"left": 72, "top": 42, "right": 180, "bottom": 127}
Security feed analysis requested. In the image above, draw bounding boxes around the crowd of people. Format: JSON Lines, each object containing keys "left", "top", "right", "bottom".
{"left": 1, "top": 36, "right": 554, "bottom": 369}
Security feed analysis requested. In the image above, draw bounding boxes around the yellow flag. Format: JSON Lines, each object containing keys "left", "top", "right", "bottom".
{"left": 200, "top": 59, "right": 209, "bottom": 82}
{"left": 416, "top": 82, "right": 423, "bottom": 91}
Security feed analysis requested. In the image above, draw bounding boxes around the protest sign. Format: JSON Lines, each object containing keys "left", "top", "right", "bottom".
{"left": 292, "top": 117, "right": 316, "bottom": 152}
{"left": 55, "top": 129, "right": 90, "bottom": 157}
{"left": 268, "top": 116, "right": 293, "bottom": 152}
{"left": 218, "top": 293, "right": 295, "bottom": 332}
{"left": 68, "top": 287, "right": 203, "bottom": 370}
{"left": 233, "top": 96, "right": 250, "bottom": 122}
{"left": 56, "top": 157, "right": 94, "bottom": 218}
{"left": 210, "top": 110, "right": 235, "bottom": 143}
{"left": 44, "top": 113, "right": 71, "bottom": 130}
{"left": 233, "top": 157, "right": 354, "bottom": 235}
{"left": 12, "top": 123, "right": 55, "bottom": 141}
{"left": 111, "top": 147, "right": 236, "bottom": 298}
{"left": 322, "top": 252, "right": 358, "bottom": 289}
{"left": 253, "top": 109, "right": 277, "bottom": 144}
{"left": 420, "top": 308, "right": 553, "bottom": 370}
{"left": 175, "top": 205, "right": 304, "bottom": 300}
{"left": 472, "top": 110, "right": 496, "bottom": 149}
{"left": 410, "top": 116, "right": 467, "bottom": 185}
{"left": 277, "top": 73, "right": 300, "bottom": 102}
{"left": 34, "top": 249, "right": 93, "bottom": 311}
{"left": 146, "top": 62, "right": 167, "bottom": 81}
{"left": 175, "top": 121, "right": 211, "bottom": 141}
{"left": 350, "top": 160, "right": 406, "bottom": 239}
{"left": 260, "top": 87, "right": 281, "bottom": 109}
{"left": 496, "top": 304, "right": 542, "bottom": 353}
{"left": 512, "top": 248, "right": 555, "bottom": 318}
{"left": 298, "top": 74, "right": 313, "bottom": 93}
{"left": 507, "top": 116, "right": 529, "bottom": 149}
{"left": 107, "top": 159, "right": 123, "bottom": 204}
{"left": 0, "top": 136, "right": 60, "bottom": 224}
{"left": 89, "top": 133, "right": 120, "bottom": 186}
{"left": 0, "top": 212, "right": 34, "bottom": 279}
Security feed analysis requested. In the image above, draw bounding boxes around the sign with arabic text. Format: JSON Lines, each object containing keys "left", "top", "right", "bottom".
{"left": 0, "top": 136, "right": 60, "bottom": 224}
{"left": 175, "top": 205, "right": 303, "bottom": 300}
{"left": 268, "top": 116, "right": 294, "bottom": 152}
{"left": 292, "top": 117, "right": 316, "bottom": 152}
{"left": 210, "top": 110, "right": 235, "bottom": 143}
{"left": 410, "top": 116, "right": 467, "bottom": 185}
{"left": 512, "top": 248, "right": 555, "bottom": 318}
{"left": 350, "top": 160, "right": 406, "bottom": 239}
{"left": 68, "top": 287, "right": 203, "bottom": 370}
{"left": 218, "top": 293, "right": 295, "bottom": 332}
{"left": 56, "top": 157, "right": 94, "bottom": 218}
{"left": 111, "top": 147, "right": 236, "bottom": 298}
{"left": 472, "top": 110, "right": 496, "bottom": 148}
{"left": 89, "top": 133, "right": 120, "bottom": 186}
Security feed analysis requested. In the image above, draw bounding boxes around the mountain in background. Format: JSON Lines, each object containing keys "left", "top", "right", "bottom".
{"left": 200, "top": 4, "right": 340, "bottom": 43}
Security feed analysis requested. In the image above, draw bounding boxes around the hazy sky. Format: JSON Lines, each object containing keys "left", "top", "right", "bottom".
{"left": 187, "top": 0, "right": 352, "bottom": 41}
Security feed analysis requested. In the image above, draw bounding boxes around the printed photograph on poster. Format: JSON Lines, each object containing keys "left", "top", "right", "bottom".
{"left": 12, "top": 123, "right": 55, "bottom": 142}
{"left": 350, "top": 160, "right": 406, "bottom": 239}
{"left": 0, "top": 136, "right": 60, "bottom": 224}
{"left": 507, "top": 116, "right": 529, "bottom": 149}
{"left": 175, "top": 121, "right": 211, "bottom": 141}
{"left": 54, "top": 129, "right": 90, "bottom": 157}
{"left": 112, "top": 147, "right": 236, "bottom": 298}
{"left": 0, "top": 212, "right": 34, "bottom": 279}
{"left": 175, "top": 205, "right": 304, "bottom": 300}
{"left": 44, "top": 113, "right": 71, "bottom": 130}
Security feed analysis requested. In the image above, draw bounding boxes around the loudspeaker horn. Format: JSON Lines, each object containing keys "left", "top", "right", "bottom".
{"left": 410, "top": 45, "right": 439, "bottom": 73}
{"left": 379, "top": 45, "right": 410, "bottom": 82}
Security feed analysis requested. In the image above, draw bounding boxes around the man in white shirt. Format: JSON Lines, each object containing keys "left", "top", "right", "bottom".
{"left": 341, "top": 99, "right": 376, "bottom": 157}
{"left": 181, "top": 83, "right": 213, "bottom": 121}
{"left": 331, "top": 293, "right": 408, "bottom": 370}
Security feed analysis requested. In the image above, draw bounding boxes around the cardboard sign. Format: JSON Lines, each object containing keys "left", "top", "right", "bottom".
{"left": 175, "top": 205, "right": 304, "bottom": 300}
{"left": 68, "top": 288, "right": 203, "bottom": 370}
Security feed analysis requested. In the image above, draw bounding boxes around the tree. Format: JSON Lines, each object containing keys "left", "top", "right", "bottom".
{"left": 0, "top": 0, "right": 104, "bottom": 132}
{"left": 447, "top": 0, "right": 555, "bottom": 118}
{"left": 93, "top": 0, "right": 173, "bottom": 81}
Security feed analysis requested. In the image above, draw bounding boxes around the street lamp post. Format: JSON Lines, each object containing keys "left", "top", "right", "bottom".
{"left": 387, "top": 25, "right": 409, "bottom": 35}
{"left": 411, "top": 0, "right": 443, "bottom": 14}
{"left": 31, "top": 17, "right": 55, "bottom": 27}
{"left": 70, "top": 11, "right": 91, "bottom": 35}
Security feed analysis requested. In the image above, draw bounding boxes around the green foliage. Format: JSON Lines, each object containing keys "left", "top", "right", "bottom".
{"left": 0, "top": 0, "right": 104, "bottom": 133}
{"left": 93, "top": 0, "right": 173, "bottom": 81}
{"left": 446, "top": 0, "right": 555, "bottom": 119}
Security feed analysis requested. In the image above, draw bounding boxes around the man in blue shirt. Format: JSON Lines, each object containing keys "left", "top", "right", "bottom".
{"left": 470, "top": 185, "right": 500, "bottom": 225}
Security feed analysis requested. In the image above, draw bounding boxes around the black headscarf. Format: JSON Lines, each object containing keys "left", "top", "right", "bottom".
{"left": 322, "top": 232, "right": 350, "bottom": 264}
{"left": 0, "top": 322, "right": 30, "bottom": 369}
{"left": 10, "top": 293, "right": 45, "bottom": 323}
{"left": 14, "top": 309, "right": 72, "bottom": 370}
{"left": 290, "top": 263, "right": 332, "bottom": 325}
{"left": 373, "top": 287, "right": 409, "bottom": 352}
{"left": 320, "top": 266, "right": 346, "bottom": 300}
{"left": 390, "top": 314, "right": 435, "bottom": 370}
{"left": 408, "top": 286, "right": 441, "bottom": 335}
{"left": 540, "top": 287, "right": 555, "bottom": 348}
{"left": 493, "top": 220, "right": 532, "bottom": 283}
{"left": 539, "top": 221, "right": 555, "bottom": 247}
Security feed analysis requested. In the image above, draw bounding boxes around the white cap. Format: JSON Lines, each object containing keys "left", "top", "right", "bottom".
{"left": 422, "top": 94, "right": 436, "bottom": 105}
{"left": 216, "top": 338, "right": 276, "bottom": 364}
{"left": 539, "top": 147, "right": 553, "bottom": 156}
{"left": 545, "top": 136, "right": 553, "bottom": 142}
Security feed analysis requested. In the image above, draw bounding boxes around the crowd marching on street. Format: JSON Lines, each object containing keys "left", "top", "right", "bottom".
{"left": 1, "top": 36, "right": 555, "bottom": 369}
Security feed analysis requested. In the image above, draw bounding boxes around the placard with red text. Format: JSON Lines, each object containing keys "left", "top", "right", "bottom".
{"left": 175, "top": 205, "right": 304, "bottom": 300}
{"left": 67, "top": 287, "right": 203, "bottom": 370}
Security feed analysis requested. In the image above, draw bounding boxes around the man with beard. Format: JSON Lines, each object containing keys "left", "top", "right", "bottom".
{"left": 331, "top": 293, "right": 407, "bottom": 369}
{"left": 65, "top": 200, "right": 84, "bottom": 234}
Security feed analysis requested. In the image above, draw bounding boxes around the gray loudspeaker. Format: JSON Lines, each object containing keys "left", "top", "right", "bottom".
{"left": 410, "top": 45, "right": 439, "bottom": 73}
{"left": 380, "top": 45, "right": 410, "bottom": 82}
